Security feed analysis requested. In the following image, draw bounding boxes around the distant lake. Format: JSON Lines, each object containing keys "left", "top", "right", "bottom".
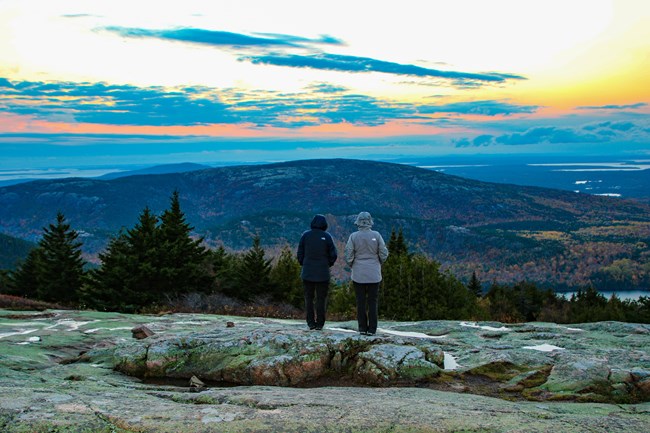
{"left": 558, "top": 290, "right": 649, "bottom": 301}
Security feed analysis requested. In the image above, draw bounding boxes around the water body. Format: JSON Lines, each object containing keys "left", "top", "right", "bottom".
{"left": 558, "top": 290, "right": 649, "bottom": 301}
{"left": 394, "top": 155, "right": 650, "bottom": 202}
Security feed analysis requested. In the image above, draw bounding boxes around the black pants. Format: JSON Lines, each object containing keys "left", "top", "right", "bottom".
{"left": 304, "top": 280, "right": 329, "bottom": 328}
{"left": 354, "top": 282, "right": 379, "bottom": 333}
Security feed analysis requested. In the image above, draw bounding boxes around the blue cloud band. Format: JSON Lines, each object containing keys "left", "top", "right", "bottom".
{"left": 243, "top": 53, "right": 526, "bottom": 83}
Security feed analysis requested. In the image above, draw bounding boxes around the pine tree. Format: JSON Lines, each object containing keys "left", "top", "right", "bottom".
{"left": 382, "top": 229, "right": 477, "bottom": 321}
{"left": 380, "top": 253, "right": 411, "bottom": 319}
{"left": 387, "top": 228, "right": 408, "bottom": 256}
{"left": 468, "top": 271, "right": 482, "bottom": 297}
{"left": 125, "top": 206, "right": 161, "bottom": 303}
{"left": 157, "top": 190, "right": 210, "bottom": 296}
{"left": 36, "top": 212, "right": 85, "bottom": 304}
{"left": 382, "top": 227, "right": 411, "bottom": 319}
{"left": 10, "top": 248, "right": 44, "bottom": 298}
{"left": 86, "top": 231, "right": 134, "bottom": 311}
{"left": 236, "top": 235, "right": 272, "bottom": 301}
{"left": 388, "top": 229, "right": 397, "bottom": 251}
{"left": 270, "top": 246, "right": 303, "bottom": 306}
{"left": 87, "top": 207, "right": 160, "bottom": 311}
{"left": 212, "top": 245, "right": 239, "bottom": 296}
{"left": 0, "top": 269, "right": 10, "bottom": 294}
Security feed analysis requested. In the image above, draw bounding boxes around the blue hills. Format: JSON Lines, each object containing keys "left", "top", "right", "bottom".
{"left": 0, "top": 158, "right": 648, "bottom": 290}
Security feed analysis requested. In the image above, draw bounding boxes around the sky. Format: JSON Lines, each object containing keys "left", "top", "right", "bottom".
{"left": 0, "top": 0, "right": 649, "bottom": 174}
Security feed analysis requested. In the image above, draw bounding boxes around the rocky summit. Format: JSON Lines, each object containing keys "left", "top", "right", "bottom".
{"left": 1, "top": 309, "right": 649, "bottom": 432}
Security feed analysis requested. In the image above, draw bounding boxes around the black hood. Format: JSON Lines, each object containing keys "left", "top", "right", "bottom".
{"left": 310, "top": 214, "right": 328, "bottom": 231}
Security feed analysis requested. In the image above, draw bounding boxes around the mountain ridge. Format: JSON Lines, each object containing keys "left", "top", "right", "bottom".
{"left": 1, "top": 158, "right": 649, "bottom": 288}
{"left": 96, "top": 162, "right": 211, "bottom": 180}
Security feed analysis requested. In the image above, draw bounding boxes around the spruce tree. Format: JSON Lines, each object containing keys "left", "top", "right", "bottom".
{"left": 387, "top": 228, "right": 408, "bottom": 256}
{"left": 468, "top": 271, "right": 482, "bottom": 297}
{"left": 269, "top": 246, "right": 302, "bottom": 306}
{"left": 0, "top": 269, "right": 10, "bottom": 294}
{"left": 212, "top": 245, "right": 238, "bottom": 296}
{"left": 87, "top": 207, "right": 160, "bottom": 311}
{"left": 382, "top": 227, "right": 411, "bottom": 319}
{"left": 126, "top": 206, "right": 161, "bottom": 303}
{"left": 86, "top": 232, "right": 135, "bottom": 311}
{"left": 36, "top": 212, "right": 85, "bottom": 304}
{"left": 236, "top": 235, "right": 272, "bottom": 301}
{"left": 157, "top": 190, "right": 210, "bottom": 296}
{"left": 388, "top": 229, "right": 397, "bottom": 251}
{"left": 380, "top": 253, "right": 411, "bottom": 319}
{"left": 10, "top": 248, "right": 44, "bottom": 298}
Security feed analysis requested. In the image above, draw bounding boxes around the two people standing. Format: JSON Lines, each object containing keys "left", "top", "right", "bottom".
{"left": 297, "top": 212, "right": 388, "bottom": 334}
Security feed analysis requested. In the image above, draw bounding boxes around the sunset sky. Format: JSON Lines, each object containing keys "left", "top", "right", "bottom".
{"left": 1, "top": 0, "right": 649, "bottom": 171}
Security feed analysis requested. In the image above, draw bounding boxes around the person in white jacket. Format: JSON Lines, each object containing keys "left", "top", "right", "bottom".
{"left": 345, "top": 211, "right": 389, "bottom": 335}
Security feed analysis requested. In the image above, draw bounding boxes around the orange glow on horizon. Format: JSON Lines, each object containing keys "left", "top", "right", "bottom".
{"left": 0, "top": 114, "right": 475, "bottom": 139}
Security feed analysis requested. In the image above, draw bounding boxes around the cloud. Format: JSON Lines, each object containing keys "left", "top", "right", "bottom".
{"left": 0, "top": 132, "right": 199, "bottom": 142}
{"left": 583, "top": 121, "right": 636, "bottom": 132}
{"left": 103, "top": 26, "right": 342, "bottom": 49}
{"left": 0, "top": 77, "right": 420, "bottom": 127}
{"left": 0, "top": 78, "right": 233, "bottom": 126}
{"left": 495, "top": 127, "right": 604, "bottom": 145}
{"left": 103, "top": 26, "right": 525, "bottom": 87}
{"left": 419, "top": 100, "right": 538, "bottom": 116}
{"left": 305, "top": 83, "right": 348, "bottom": 94}
{"left": 251, "top": 32, "right": 343, "bottom": 46}
{"left": 226, "top": 92, "right": 420, "bottom": 127}
{"left": 455, "top": 121, "right": 650, "bottom": 147}
{"left": 0, "top": 78, "right": 540, "bottom": 129}
{"left": 473, "top": 134, "right": 495, "bottom": 146}
{"left": 577, "top": 102, "right": 648, "bottom": 110}
{"left": 243, "top": 53, "right": 526, "bottom": 83}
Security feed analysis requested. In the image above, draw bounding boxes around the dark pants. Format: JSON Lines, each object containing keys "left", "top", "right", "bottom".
{"left": 354, "top": 282, "right": 379, "bottom": 333}
{"left": 304, "top": 280, "right": 329, "bottom": 328}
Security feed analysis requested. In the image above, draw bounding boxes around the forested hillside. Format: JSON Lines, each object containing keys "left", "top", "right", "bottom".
{"left": 0, "top": 233, "right": 35, "bottom": 269}
{"left": 1, "top": 159, "right": 649, "bottom": 289}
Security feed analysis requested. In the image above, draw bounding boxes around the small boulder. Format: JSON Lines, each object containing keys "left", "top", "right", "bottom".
{"left": 131, "top": 325, "right": 154, "bottom": 340}
{"left": 189, "top": 375, "right": 206, "bottom": 392}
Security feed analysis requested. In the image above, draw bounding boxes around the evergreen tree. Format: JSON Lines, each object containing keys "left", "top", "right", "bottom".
{"left": 388, "top": 229, "right": 397, "bottom": 252}
{"left": 387, "top": 228, "right": 408, "bottom": 256}
{"left": 9, "top": 248, "right": 44, "bottom": 298}
{"left": 86, "top": 207, "right": 160, "bottom": 311}
{"left": 605, "top": 294, "right": 626, "bottom": 322}
{"left": 125, "top": 206, "right": 161, "bottom": 303}
{"left": 236, "top": 235, "right": 272, "bottom": 301}
{"left": 382, "top": 227, "right": 412, "bottom": 319}
{"left": 328, "top": 281, "right": 356, "bottom": 318}
{"left": 569, "top": 285, "right": 609, "bottom": 322}
{"left": 157, "top": 191, "right": 210, "bottom": 296}
{"left": 0, "top": 269, "right": 10, "bottom": 294}
{"left": 381, "top": 253, "right": 413, "bottom": 319}
{"left": 382, "top": 229, "right": 476, "bottom": 321}
{"left": 85, "top": 231, "right": 139, "bottom": 311}
{"left": 486, "top": 282, "right": 524, "bottom": 323}
{"left": 88, "top": 194, "right": 215, "bottom": 312}
{"left": 269, "top": 246, "right": 303, "bottom": 306}
{"left": 468, "top": 271, "right": 482, "bottom": 297}
{"left": 211, "top": 245, "right": 236, "bottom": 294}
{"left": 36, "top": 212, "right": 85, "bottom": 304}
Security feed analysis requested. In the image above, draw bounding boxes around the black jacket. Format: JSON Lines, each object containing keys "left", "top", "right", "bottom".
{"left": 297, "top": 215, "right": 338, "bottom": 282}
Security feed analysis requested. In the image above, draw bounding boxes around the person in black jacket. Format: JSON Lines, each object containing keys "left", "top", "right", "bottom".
{"left": 297, "top": 214, "right": 338, "bottom": 330}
